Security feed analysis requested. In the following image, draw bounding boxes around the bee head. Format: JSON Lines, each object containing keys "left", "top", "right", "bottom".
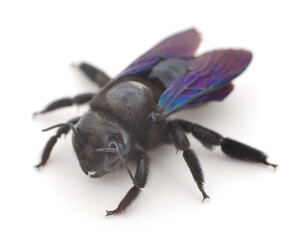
{"left": 71, "top": 112, "right": 131, "bottom": 178}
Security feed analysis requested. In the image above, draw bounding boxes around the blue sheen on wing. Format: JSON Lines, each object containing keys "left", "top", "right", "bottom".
{"left": 115, "top": 28, "right": 201, "bottom": 79}
{"left": 158, "top": 49, "right": 252, "bottom": 118}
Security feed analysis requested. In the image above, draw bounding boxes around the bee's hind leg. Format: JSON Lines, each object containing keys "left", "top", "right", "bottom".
{"left": 34, "top": 62, "right": 111, "bottom": 117}
{"left": 74, "top": 62, "right": 111, "bottom": 87}
{"left": 175, "top": 119, "right": 277, "bottom": 169}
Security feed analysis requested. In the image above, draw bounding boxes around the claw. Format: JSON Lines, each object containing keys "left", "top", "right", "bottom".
{"left": 105, "top": 210, "right": 114, "bottom": 216}
{"left": 202, "top": 193, "right": 210, "bottom": 202}
{"left": 105, "top": 209, "right": 120, "bottom": 216}
{"left": 264, "top": 160, "right": 278, "bottom": 170}
{"left": 198, "top": 185, "right": 210, "bottom": 202}
{"left": 269, "top": 163, "right": 278, "bottom": 170}
{"left": 34, "top": 163, "right": 43, "bottom": 169}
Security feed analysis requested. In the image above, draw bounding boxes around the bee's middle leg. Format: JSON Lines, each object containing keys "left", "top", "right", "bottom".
{"left": 168, "top": 121, "right": 209, "bottom": 201}
{"left": 33, "top": 93, "right": 95, "bottom": 116}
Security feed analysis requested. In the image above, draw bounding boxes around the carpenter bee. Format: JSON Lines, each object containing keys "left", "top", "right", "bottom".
{"left": 34, "top": 28, "right": 277, "bottom": 216}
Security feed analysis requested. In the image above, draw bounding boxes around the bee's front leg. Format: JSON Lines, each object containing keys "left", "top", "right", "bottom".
{"left": 35, "top": 117, "right": 81, "bottom": 168}
{"left": 106, "top": 154, "right": 149, "bottom": 216}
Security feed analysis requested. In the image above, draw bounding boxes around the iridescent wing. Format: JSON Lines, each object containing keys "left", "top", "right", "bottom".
{"left": 115, "top": 28, "right": 201, "bottom": 79}
{"left": 156, "top": 49, "right": 252, "bottom": 119}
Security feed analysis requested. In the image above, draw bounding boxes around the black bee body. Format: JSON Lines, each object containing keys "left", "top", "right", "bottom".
{"left": 89, "top": 75, "right": 169, "bottom": 152}
{"left": 35, "top": 29, "right": 277, "bottom": 216}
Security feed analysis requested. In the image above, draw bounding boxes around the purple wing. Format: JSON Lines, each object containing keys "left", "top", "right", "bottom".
{"left": 157, "top": 49, "right": 252, "bottom": 118}
{"left": 115, "top": 28, "right": 201, "bottom": 79}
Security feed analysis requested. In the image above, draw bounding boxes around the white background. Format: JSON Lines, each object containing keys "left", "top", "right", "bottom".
{"left": 0, "top": 0, "right": 297, "bottom": 239}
